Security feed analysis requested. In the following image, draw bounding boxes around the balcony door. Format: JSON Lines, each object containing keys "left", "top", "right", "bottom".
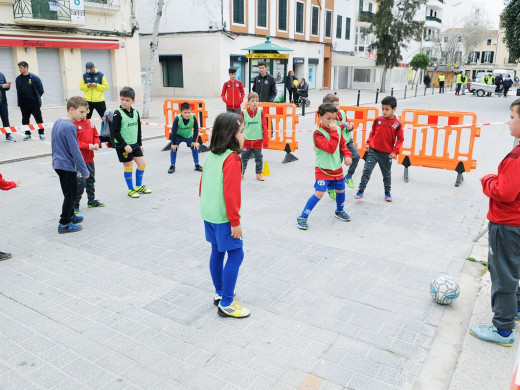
{"left": 31, "top": 0, "right": 58, "bottom": 20}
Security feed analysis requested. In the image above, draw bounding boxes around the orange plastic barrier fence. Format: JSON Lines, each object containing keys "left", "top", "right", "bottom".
{"left": 398, "top": 109, "right": 480, "bottom": 186}
{"left": 163, "top": 99, "right": 209, "bottom": 151}
{"left": 250, "top": 102, "right": 300, "bottom": 163}
{"left": 314, "top": 106, "right": 380, "bottom": 157}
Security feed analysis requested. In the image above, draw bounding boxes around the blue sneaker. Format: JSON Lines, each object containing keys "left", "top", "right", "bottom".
{"left": 71, "top": 215, "right": 84, "bottom": 223}
{"left": 23, "top": 134, "right": 31, "bottom": 141}
{"left": 58, "top": 222, "right": 82, "bottom": 234}
{"left": 39, "top": 134, "right": 45, "bottom": 141}
{"left": 385, "top": 192, "right": 392, "bottom": 202}
{"left": 296, "top": 216, "right": 308, "bottom": 230}
{"left": 354, "top": 191, "right": 364, "bottom": 199}
{"left": 469, "top": 324, "right": 515, "bottom": 347}
{"left": 335, "top": 210, "right": 351, "bottom": 222}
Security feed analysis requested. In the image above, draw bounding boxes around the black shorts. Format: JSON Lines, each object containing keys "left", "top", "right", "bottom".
{"left": 115, "top": 144, "right": 144, "bottom": 162}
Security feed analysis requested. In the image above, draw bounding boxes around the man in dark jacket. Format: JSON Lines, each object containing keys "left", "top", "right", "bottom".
{"left": 252, "top": 62, "right": 277, "bottom": 102}
{"left": 503, "top": 75, "right": 513, "bottom": 97}
{"left": 15, "top": 61, "right": 44, "bottom": 141}
{"left": 0, "top": 71, "right": 14, "bottom": 142}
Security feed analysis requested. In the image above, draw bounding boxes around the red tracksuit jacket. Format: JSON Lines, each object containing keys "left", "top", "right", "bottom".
{"left": 221, "top": 80, "right": 245, "bottom": 110}
{"left": 367, "top": 116, "right": 404, "bottom": 155}
{"left": 73, "top": 119, "right": 100, "bottom": 163}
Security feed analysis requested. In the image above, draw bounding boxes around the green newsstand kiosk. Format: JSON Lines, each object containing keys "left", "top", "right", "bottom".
{"left": 242, "top": 36, "right": 293, "bottom": 102}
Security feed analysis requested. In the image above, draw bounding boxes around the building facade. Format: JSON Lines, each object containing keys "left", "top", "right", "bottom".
{"left": 138, "top": 0, "right": 336, "bottom": 99}
{"left": 0, "top": 0, "right": 141, "bottom": 108}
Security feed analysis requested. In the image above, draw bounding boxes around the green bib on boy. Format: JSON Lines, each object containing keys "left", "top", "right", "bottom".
{"left": 200, "top": 149, "right": 241, "bottom": 223}
{"left": 114, "top": 108, "right": 138, "bottom": 145}
{"left": 176, "top": 114, "right": 195, "bottom": 138}
{"left": 243, "top": 109, "right": 263, "bottom": 140}
{"left": 335, "top": 109, "right": 351, "bottom": 143}
{"left": 313, "top": 128, "right": 342, "bottom": 171}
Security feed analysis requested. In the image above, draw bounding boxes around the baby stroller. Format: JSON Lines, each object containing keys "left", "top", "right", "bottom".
{"left": 294, "top": 90, "right": 311, "bottom": 107}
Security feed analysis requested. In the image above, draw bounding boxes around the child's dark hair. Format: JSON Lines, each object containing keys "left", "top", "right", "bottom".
{"left": 381, "top": 96, "right": 397, "bottom": 109}
{"left": 317, "top": 103, "right": 338, "bottom": 116}
{"left": 210, "top": 112, "right": 243, "bottom": 155}
{"left": 67, "top": 96, "right": 88, "bottom": 110}
{"left": 228, "top": 67, "right": 237, "bottom": 73}
{"left": 511, "top": 98, "right": 520, "bottom": 116}
{"left": 322, "top": 93, "right": 339, "bottom": 104}
{"left": 120, "top": 86, "right": 135, "bottom": 100}
{"left": 180, "top": 102, "right": 191, "bottom": 111}
{"left": 17, "top": 61, "right": 29, "bottom": 68}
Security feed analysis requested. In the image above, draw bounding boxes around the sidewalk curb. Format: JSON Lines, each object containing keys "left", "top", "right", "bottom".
{"left": 414, "top": 229, "right": 485, "bottom": 389}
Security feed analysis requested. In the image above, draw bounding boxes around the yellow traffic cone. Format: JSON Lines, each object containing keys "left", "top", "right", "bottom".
{"left": 262, "top": 161, "right": 271, "bottom": 176}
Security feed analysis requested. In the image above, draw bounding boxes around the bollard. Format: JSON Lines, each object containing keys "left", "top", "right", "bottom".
{"left": 302, "top": 98, "right": 306, "bottom": 116}
{"left": 432, "top": 85, "right": 434, "bottom": 95}
{"left": 375, "top": 88, "right": 379, "bottom": 104}
{"left": 357, "top": 90, "right": 360, "bottom": 107}
{"left": 391, "top": 87, "right": 394, "bottom": 97}
{"left": 415, "top": 85, "right": 418, "bottom": 97}
{"left": 404, "top": 86, "right": 407, "bottom": 99}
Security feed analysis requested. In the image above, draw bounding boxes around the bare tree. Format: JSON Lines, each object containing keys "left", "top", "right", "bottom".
{"left": 142, "top": 0, "right": 165, "bottom": 119}
{"left": 460, "top": 13, "right": 492, "bottom": 65}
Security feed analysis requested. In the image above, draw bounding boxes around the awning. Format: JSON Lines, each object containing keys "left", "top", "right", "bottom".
{"left": 332, "top": 52, "right": 376, "bottom": 67}
{"left": 0, "top": 35, "right": 120, "bottom": 50}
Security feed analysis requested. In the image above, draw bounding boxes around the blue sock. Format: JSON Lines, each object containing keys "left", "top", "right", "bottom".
{"left": 301, "top": 194, "right": 320, "bottom": 218}
{"left": 220, "top": 247, "right": 244, "bottom": 307}
{"left": 209, "top": 243, "right": 225, "bottom": 296}
{"left": 170, "top": 150, "right": 177, "bottom": 165}
{"left": 497, "top": 329, "right": 512, "bottom": 337}
{"left": 124, "top": 168, "right": 133, "bottom": 190}
{"left": 191, "top": 148, "right": 199, "bottom": 165}
{"left": 135, "top": 166, "right": 145, "bottom": 187}
{"left": 336, "top": 191, "right": 345, "bottom": 212}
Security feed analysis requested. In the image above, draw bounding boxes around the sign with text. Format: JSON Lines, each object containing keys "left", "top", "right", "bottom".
{"left": 70, "top": 0, "right": 85, "bottom": 24}
{"left": 0, "top": 35, "right": 119, "bottom": 50}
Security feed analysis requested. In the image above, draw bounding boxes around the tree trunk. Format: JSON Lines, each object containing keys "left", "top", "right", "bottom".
{"left": 380, "top": 66, "right": 389, "bottom": 93}
{"left": 142, "top": 0, "right": 165, "bottom": 119}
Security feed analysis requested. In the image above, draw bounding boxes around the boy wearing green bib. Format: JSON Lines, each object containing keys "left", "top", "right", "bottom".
{"left": 296, "top": 103, "right": 353, "bottom": 230}
{"left": 200, "top": 112, "right": 250, "bottom": 318}
{"left": 168, "top": 102, "right": 203, "bottom": 174}
{"left": 241, "top": 92, "right": 268, "bottom": 181}
{"left": 112, "top": 87, "right": 151, "bottom": 198}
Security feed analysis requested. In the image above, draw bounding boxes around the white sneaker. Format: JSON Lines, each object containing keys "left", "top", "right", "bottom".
{"left": 218, "top": 301, "right": 250, "bottom": 318}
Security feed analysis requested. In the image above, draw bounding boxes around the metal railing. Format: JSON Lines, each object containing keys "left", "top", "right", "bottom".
{"left": 358, "top": 10, "right": 375, "bottom": 23}
{"left": 13, "top": 0, "right": 71, "bottom": 21}
{"left": 425, "top": 15, "right": 442, "bottom": 23}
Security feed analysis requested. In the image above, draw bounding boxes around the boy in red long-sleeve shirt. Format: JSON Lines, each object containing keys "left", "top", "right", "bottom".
{"left": 241, "top": 92, "right": 269, "bottom": 181}
{"left": 73, "top": 111, "right": 105, "bottom": 214}
{"left": 0, "top": 172, "right": 21, "bottom": 260}
{"left": 469, "top": 99, "right": 520, "bottom": 347}
{"left": 355, "top": 96, "right": 404, "bottom": 202}
{"left": 221, "top": 68, "right": 245, "bottom": 114}
{"left": 296, "top": 103, "right": 352, "bottom": 230}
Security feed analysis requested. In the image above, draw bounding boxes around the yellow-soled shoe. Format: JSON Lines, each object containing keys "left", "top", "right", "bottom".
{"left": 218, "top": 301, "right": 250, "bottom": 318}
{"left": 135, "top": 185, "right": 152, "bottom": 194}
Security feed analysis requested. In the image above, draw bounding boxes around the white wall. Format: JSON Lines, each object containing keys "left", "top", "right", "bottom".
{"left": 333, "top": 0, "right": 356, "bottom": 52}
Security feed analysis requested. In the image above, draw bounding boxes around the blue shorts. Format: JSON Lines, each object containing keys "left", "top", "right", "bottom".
{"left": 204, "top": 221, "right": 243, "bottom": 252}
{"left": 173, "top": 136, "right": 194, "bottom": 147}
{"left": 314, "top": 179, "right": 345, "bottom": 192}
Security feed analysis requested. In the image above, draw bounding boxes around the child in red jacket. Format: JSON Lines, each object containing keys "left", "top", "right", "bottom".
{"left": 355, "top": 96, "right": 404, "bottom": 202}
{"left": 0, "top": 172, "right": 20, "bottom": 261}
{"left": 469, "top": 99, "right": 520, "bottom": 347}
{"left": 221, "top": 68, "right": 245, "bottom": 114}
{"left": 73, "top": 115, "right": 105, "bottom": 213}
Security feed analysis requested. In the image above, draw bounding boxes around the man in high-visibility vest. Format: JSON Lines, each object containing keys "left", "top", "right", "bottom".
{"left": 455, "top": 72, "right": 462, "bottom": 96}
{"left": 461, "top": 73, "right": 468, "bottom": 95}
{"left": 438, "top": 73, "right": 445, "bottom": 94}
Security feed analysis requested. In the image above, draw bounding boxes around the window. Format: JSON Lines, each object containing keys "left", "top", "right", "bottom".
{"left": 233, "top": 0, "right": 245, "bottom": 25}
{"left": 296, "top": 2, "right": 304, "bottom": 33}
{"left": 458, "top": 36, "right": 462, "bottom": 42}
{"left": 368, "top": 2, "right": 373, "bottom": 12}
{"left": 353, "top": 68, "right": 374, "bottom": 82}
{"left": 345, "top": 17, "right": 351, "bottom": 40}
{"left": 487, "top": 38, "right": 492, "bottom": 45}
{"left": 160, "top": 56, "right": 183, "bottom": 88}
{"left": 443, "top": 36, "right": 448, "bottom": 42}
{"left": 336, "top": 15, "right": 342, "bottom": 39}
{"left": 481, "top": 51, "right": 494, "bottom": 64}
{"left": 257, "top": 0, "right": 267, "bottom": 28}
{"left": 325, "top": 10, "right": 332, "bottom": 38}
{"left": 311, "top": 6, "right": 319, "bottom": 36}
{"left": 467, "top": 51, "right": 480, "bottom": 63}
{"left": 278, "top": 0, "right": 287, "bottom": 31}
{"left": 508, "top": 53, "right": 517, "bottom": 64}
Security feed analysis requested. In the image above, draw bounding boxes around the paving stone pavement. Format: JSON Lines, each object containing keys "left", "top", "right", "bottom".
{"left": 0, "top": 92, "right": 514, "bottom": 389}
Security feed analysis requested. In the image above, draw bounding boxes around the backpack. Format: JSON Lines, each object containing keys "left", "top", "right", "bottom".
{"left": 100, "top": 109, "right": 115, "bottom": 147}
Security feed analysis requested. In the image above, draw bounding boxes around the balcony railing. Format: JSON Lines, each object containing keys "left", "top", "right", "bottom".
{"left": 359, "top": 10, "right": 375, "bottom": 23}
{"left": 425, "top": 15, "right": 442, "bottom": 23}
{"left": 13, "top": 0, "right": 72, "bottom": 22}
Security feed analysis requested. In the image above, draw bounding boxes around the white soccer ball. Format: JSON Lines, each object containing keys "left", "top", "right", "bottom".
{"left": 430, "top": 275, "right": 460, "bottom": 305}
